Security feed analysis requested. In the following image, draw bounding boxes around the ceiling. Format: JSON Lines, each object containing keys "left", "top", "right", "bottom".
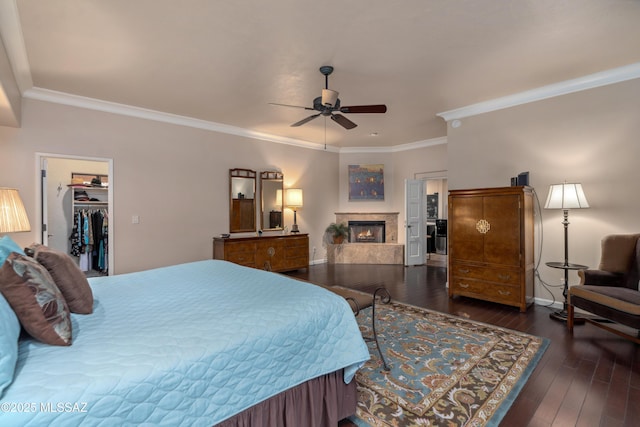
{"left": 2, "top": 0, "right": 640, "bottom": 149}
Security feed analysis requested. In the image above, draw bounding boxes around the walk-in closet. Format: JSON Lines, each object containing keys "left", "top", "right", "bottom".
{"left": 40, "top": 156, "right": 112, "bottom": 276}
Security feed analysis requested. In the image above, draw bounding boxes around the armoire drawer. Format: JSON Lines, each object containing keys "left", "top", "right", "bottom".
{"left": 450, "top": 277, "right": 521, "bottom": 305}
{"left": 450, "top": 262, "right": 520, "bottom": 286}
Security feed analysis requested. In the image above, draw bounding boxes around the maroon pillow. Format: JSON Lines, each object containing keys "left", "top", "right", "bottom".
{"left": 29, "top": 244, "right": 93, "bottom": 314}
{"left": 0, "top": 252, "right": 72, "bottom": 346}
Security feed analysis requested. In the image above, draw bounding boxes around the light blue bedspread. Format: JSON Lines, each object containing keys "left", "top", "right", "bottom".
{"left": 0, "top": 260, "right": 369, "bottom": 426}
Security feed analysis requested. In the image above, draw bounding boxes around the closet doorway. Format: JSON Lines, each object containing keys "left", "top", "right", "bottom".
{"left": 37, "top": 153, "right": 114, "bottom": 275}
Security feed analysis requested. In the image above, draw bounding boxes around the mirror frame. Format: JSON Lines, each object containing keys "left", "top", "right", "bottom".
{"left": 260, "top": 171, "right": 284, "bottom": 231}
{"left": 229, "top": 168, "right": 257, "bottom": 233}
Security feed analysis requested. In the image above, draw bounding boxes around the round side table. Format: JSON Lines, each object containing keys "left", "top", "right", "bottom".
{"left": 546, "top": 261, "right": 588, "bottom": 323}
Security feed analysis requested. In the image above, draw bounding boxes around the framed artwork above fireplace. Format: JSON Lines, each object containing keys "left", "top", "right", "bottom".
{"left": 348, "top": 164, "right": 384, "bottom": 200}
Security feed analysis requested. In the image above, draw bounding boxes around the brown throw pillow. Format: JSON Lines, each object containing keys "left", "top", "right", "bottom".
{"left": 29, "top": 244, "right": 93, "bottom": 314}
{"left": 0, "top": 252, "right": 72, "bottom": 346}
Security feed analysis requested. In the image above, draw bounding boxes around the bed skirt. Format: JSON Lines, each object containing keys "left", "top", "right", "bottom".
{"left": 215, "top": 369, "right": 357, "bottom": 427}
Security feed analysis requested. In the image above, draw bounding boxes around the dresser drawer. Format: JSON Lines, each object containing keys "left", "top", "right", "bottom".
{"left": 283, "top": 238, "right": 308, "bottom": 270}
{"left": 450, "top": 277, "right": 521, "bottom": 305}
{"left": 450, "top": 262, "right": 520, "bottom": 285}
{"left": 284, "top": 254, "right": 309, "bottom": 270}
{"left": 222, "top": 242, "right": 256, "bottom": 267}
{"left": 284, "top": 245, "right": 306, "bottom": 258}
{"left": 256, "top": 240, "right": 286, "bottom": 271}
{"left": 225, "top": 252, "right": 256, "bottom": 267}
{"left": 226, "top": 251, "right": 256, "bottom": 267}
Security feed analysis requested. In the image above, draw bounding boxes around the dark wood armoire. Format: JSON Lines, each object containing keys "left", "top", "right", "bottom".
{"left": 448, "top": 186, "right": 534, "bottom": 312}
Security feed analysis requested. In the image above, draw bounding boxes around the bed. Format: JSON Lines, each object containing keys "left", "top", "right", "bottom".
{"left": 0, "top": 252, "right": 370, "bottom": 426}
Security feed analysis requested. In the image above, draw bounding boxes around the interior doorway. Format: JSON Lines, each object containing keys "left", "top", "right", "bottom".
{"left": 415, "top": 171, "right": 448, "bottom": 267}
{"left": 37, "top": 153, "right": 114, "bottom": 275}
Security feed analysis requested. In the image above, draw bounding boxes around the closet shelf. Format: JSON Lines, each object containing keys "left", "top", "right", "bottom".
{"left": 74, "top": 201, "right": 108, "bottom": 206}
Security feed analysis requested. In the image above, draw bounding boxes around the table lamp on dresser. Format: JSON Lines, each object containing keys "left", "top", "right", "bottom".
{"left": 285, "top": 188, "right": 303, "bottom": 233}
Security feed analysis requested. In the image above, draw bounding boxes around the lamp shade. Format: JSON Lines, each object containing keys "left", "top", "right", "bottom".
{"left": 0, "top": 188, "right": 31, "bottom": 233}
{"left": 544, "top": 183, "right": 589, "bottom": 209}
{"left": 285, "top": 188, "right": 303, "bottom": 209}
{"left": 322, "top": 89, "right": 339, "bottom": 107}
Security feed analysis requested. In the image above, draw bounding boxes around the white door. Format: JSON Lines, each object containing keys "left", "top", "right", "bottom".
{"left": 405, "top": 179, "right": 425, "bottom": 266}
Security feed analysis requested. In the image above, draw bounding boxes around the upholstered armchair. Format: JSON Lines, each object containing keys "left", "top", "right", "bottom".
{"left": 567, "top": 234, "right": 640, "bottom": 343}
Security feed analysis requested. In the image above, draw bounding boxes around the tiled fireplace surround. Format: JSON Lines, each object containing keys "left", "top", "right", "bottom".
{"left": 327, "top": 212, "right": 404, "bottom": 264}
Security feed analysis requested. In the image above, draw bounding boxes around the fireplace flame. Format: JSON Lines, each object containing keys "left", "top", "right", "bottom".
{"left": 358, "top": 229, "right": 373, "bottom": 239}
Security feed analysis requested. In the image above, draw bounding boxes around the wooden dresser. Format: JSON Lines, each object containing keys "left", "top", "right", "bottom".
{"left": 213, "top": 234, "right": 309, "bottom": 272}
{"left": 448, "top": 186, "right": 534, "bottom": 312}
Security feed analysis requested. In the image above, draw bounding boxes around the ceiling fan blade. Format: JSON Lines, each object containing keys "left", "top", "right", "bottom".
{"left": 339, "top": 104, "right": 387, "bottom": 114}
{"left": 269, "top": 102, "right": 314, "bottom": 111}
{"left": 331, "top": 114, "right": 357, "bottom": 130}
{"left": 291, "top": 113, "right": 321, "bottom": 127}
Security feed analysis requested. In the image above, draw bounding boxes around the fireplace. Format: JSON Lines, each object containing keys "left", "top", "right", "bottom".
{"left": 330, "top": 213, "right": 402, "bottom": 264}
{"left": 349, "top": 221, "right": 385, "bottom": 243}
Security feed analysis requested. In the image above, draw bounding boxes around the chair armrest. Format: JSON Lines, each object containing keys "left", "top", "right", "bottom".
{"left": 578, "top": 269, "right": 625, "bottom": 286}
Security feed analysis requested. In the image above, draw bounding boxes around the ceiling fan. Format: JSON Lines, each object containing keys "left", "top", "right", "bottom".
{"left": 270, "top": 66, "right": 387, "bottom": 130}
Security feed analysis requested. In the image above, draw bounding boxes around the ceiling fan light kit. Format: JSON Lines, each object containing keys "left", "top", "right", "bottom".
{"left": 322, "top": 89, "right": 339, "bottom": 107}
{"left": 271, "top": 66, "right": 387, "bottom": 130}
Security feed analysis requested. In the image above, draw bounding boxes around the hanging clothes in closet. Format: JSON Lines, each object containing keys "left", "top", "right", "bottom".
{"left": 69, "top": 208, "right": 108, "bottom": 273}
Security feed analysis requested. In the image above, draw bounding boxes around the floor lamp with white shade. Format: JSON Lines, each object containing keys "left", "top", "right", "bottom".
{"left": 544, "top": 182, "right": 589, "bottom": 322}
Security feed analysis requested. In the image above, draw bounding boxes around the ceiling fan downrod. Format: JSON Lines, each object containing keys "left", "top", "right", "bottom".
{"left": 319, "top": 66, "right": 338, "bottom": 107}
{"left": 319, "top": 65, "right": 334, "bottom": 89}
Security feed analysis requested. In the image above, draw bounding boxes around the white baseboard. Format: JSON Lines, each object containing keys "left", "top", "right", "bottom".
{"left": 533, "top": 297, "right": 563, "bottom": 310}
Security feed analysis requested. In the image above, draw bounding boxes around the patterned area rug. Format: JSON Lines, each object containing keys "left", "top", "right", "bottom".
{"left": 351, "top": 302, "right": 548, "bottom": 427}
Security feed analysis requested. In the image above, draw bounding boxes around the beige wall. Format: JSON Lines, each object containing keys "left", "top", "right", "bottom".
{"left": 0, "top": 99, "right": 339, "bottom": 273}
{"left": 447, "top": 78, "right": 640, "bottom": 305}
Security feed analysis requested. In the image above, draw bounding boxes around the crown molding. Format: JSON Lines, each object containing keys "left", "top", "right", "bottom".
{"left": 23, "top": 87, "right": 339, "bottom": 152}
{"left": 339, "top": 137, "right": 447, "bottom": 154}
{"left": 23, "top": 87, "right": 446, "bottom": 154}
{"left": 437, "top": 62, "right": 640, "bottom": 122}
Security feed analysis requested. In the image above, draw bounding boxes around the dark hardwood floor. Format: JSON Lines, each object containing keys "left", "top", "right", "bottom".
{"left": 285, "top": 262, "right": 640, "bottom": 427}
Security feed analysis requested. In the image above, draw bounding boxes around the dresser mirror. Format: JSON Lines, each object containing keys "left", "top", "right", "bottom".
{"left": 260, "top": 171, "right": 284, "bottom": 231}
{"left": 229, "top": 168, "right": 257, "bottom": 233}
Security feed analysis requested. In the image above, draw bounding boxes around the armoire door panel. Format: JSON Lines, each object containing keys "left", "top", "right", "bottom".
{"left": 483, "top": 194, "right": 521, "bottom": 265}
{"left": 450, "top": 196, "right": 484, "bottom": 262}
